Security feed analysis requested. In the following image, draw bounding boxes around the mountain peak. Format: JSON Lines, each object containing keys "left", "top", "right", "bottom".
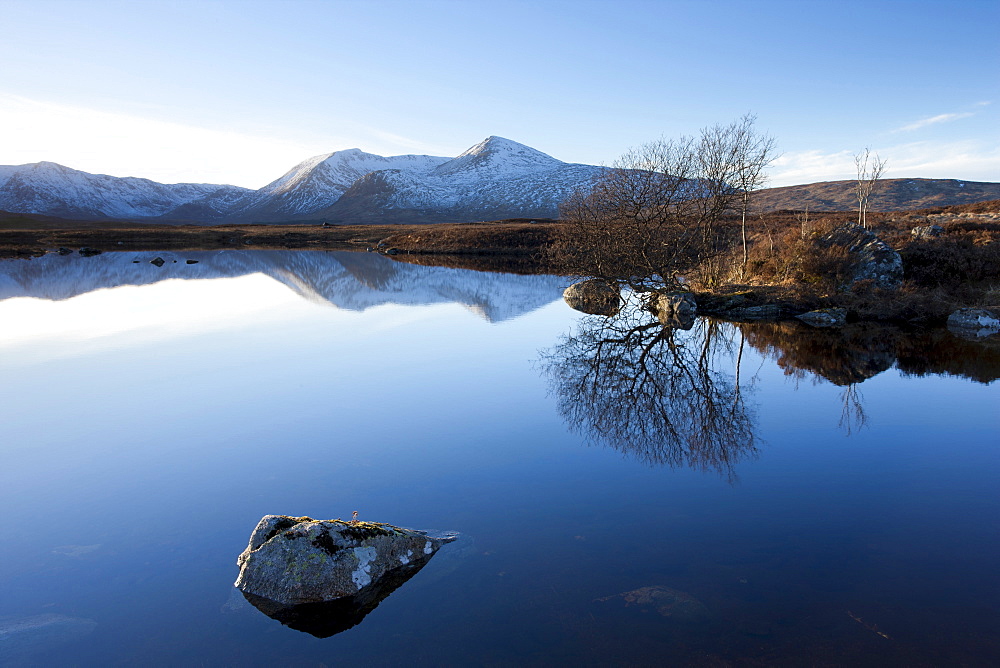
{"left": 459, "top": 136, "right": 555, "bottom": 160}
{"left": 435, "top": 136, "right": 561, "bottom": 178}
{"left": 31, "top": 161, "right": 73, "bottom": 172}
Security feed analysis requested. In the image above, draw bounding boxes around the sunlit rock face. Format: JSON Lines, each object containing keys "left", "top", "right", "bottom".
{"left": 234, "top": 516, "right": 456, "bottom": 637}
{"left": 653, "top": 291, "right": 697, "bottom": 329}
{"left": 818, "top": 224, "right": 903, "bottom": 291}
{"left": 563, "top": 279, "right": 620, "bottom": 316}
{"left": 796, "top": 308, "right": 848, "bottom": 328}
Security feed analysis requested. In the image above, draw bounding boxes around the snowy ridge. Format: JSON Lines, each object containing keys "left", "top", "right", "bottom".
{"left": 0, "top": 250, "right": 568, "bottom": 323}
{"left": 317, "top": 137, "right": 603, "bottom": 222}
{"left": 0, "top": 162, "right": 249, "bottom": 220}
{"left": 0, "top": 136, "right": 601, "bottom": 224}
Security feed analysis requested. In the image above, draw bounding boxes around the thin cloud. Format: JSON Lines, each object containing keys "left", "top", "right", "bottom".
{"left": 895, "top": 108, "right": 983, "bottom": 133}
{"left": 769, "top": 141, "right": 1000, "bottom": 186}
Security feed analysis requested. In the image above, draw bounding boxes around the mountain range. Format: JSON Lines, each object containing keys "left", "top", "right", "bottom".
{"left": 1, "top": 136, "right": 998, "bottom": 225}
{"left": 0, "top": 137, "right": 603, "bottom": 225}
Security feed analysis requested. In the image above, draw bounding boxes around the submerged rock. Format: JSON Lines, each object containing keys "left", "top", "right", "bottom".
{"left": 596, "top": 585, "right": 711, "bottom": 623}
{"left": 150, "top": 257, "right": 165, "bottom": 267}
{"left": 78, "top": 247, "right": 102, "bottom": 257}
{"left": 0, "top": 614, "right": 97, "bottom": 663}
{"left": 796, "top": 307, "right": 847, "bottom": 328}
{"left": 563, "top": 279, "right": 620, "bottom": 316}
{"left": 234, "top": 515, "right": 456, "bottom": 636}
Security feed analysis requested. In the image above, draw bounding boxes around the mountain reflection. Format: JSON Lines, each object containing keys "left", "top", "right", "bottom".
{"left": 0, "top": 250, "right": 567, "bottom": 323}
{"left": 540, "top": 295, "right": 759, "bottom": 481}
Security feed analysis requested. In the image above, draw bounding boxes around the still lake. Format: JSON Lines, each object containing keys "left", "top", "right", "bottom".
{"left": 0, "top": 250, "right": 998, "bottom": 666}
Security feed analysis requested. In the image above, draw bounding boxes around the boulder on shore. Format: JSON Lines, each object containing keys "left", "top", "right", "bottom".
{"left": 796, "top": 308, "right": 847, "bottom": 328}
{"left": 911, "top": 224, "right": 944, "bottom": 240}
{"left": 947, "top": 307, "right": 1000, "bottom": 338}
{"left": 653, "top": 291, "right": 696, "bottom": 329}
{"left": 563, "top": 279, "right": 620, "bottom": 316}
{"left": 819, "top": 224, "right": 903, "bottom": 291}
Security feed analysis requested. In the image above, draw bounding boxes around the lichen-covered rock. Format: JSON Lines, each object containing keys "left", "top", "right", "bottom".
{"left": 656, "top": 291, "right": 697, "bottom": 314}
{"left": 947, "top": 307, "right": 1000, "bottom": 338}
{"left": 796, "top": 308, "right": 847, "bottom": 328}
{"left": 235, "top": 515, "right": 456, "bottom": 607}
{"left": 820, "top": 225, "right": 903, "bottom": 291}
{"left": 654, "top": 291, "right": 697, "bottom": 328}
{"left": 563, "top": 279, "right": 620, "bottom": 316}
{"left": 911, "top": 224, "right": 944, "bottom": 240}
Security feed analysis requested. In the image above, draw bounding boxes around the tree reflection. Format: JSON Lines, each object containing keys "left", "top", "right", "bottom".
{"left": 540, "top": 294, "right": 758, "bottom": 481}
{"left": 838, "top": 384, "right": 869, "bottom": 436}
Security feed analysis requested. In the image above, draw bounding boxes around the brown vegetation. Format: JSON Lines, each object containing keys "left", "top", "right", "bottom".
{"left": 376, "top": 219, "right": 560, "bottom": 255}
{"left": 753, "top": 178, "right": 1000, "bottom": 213}
{"left": 687, "top": 200, "right": 1000, "bottom": 322}
{"left": 548, "top": 116, "right": 775, "bottom": 289}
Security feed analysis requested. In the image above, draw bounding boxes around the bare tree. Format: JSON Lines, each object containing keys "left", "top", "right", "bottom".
{"left": 552, "top": 115, "right": 777, "bottom": 288}
{"left": 553, "top": 136, "right": 707, "bottom": 289}
{"left": 729, "top": 115, "right": 777, "bottom": 267}
{"left": 855, "top": 148, "right": 887, "bottom": 230}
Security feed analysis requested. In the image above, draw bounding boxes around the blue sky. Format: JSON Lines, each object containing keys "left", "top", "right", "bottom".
{"left": 1, "top": 0, "right": 997, "bottom": 188}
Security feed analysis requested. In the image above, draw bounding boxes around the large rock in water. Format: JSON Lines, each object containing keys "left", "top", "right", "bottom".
{"left": 819, "top": 224, "right": 903, "bottom": 290}
{"left": 235, "top": 515, "right": 456, "bottom": 636}
{"left": 563, "top": 279, "right": 620, "bottom": 316}
{"left": 653, "top": 291, "right": 697, "bottom": 329}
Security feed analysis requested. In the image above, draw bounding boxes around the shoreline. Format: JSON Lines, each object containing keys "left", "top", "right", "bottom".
{"left": 2, "top": 205, "right": 998, "bottom": 330}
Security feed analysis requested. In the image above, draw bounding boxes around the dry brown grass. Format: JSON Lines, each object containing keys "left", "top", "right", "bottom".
{"left": 378, "top": 219, "right": 559, "bottom": 255}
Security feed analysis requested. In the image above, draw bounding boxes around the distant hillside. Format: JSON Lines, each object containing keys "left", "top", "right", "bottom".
{"left": 755, "top": 178, "right": 1000, "bottom": 212}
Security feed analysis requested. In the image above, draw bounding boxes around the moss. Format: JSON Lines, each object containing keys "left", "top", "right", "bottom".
{"left": 261, "top": 516, "right": 314, "bottom": 544}
{"left": 337, "top": 522, "right": 397, "bottom": 542}
{"left": 311, "top": 529, "right": 342, "bottom": 557}
{"left": 265, "top": 516, "right": 402, "bottom": 547}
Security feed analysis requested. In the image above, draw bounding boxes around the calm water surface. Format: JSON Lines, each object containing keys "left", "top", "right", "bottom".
{"left": 0, "top": 250, "right": 998, "bottom": 666}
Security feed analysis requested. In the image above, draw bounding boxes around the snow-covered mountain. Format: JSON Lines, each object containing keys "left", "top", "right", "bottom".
{"left": 317, "top": 137, "right": 603, "bottom": 223}
{"left": 0, "top": 161, "right": 250, "bottom": 220}
{"left": 0, "top": 137, "right": 603, "bottom": 224}
{"left": 0, "top": 250, "right": 569, "bottom": 323}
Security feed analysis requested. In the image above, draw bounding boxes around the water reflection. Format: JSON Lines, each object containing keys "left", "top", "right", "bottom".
{"left": 539, "top": 294, "right": 759, "bottom": 481}
{"left": 0, "top": 250, "right": 567, "bottom": 323}
{"left": 239, "top": 551, "right": 437, "bottom": 638}
{"left": 541, "top": 295, "right": 1000, "bottom": 469}
{"left": 738, "top": 320, "right": 1000, "bottom": 385}
{"left": 737, "top": 319, "right": 1000, "bottom": 435}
